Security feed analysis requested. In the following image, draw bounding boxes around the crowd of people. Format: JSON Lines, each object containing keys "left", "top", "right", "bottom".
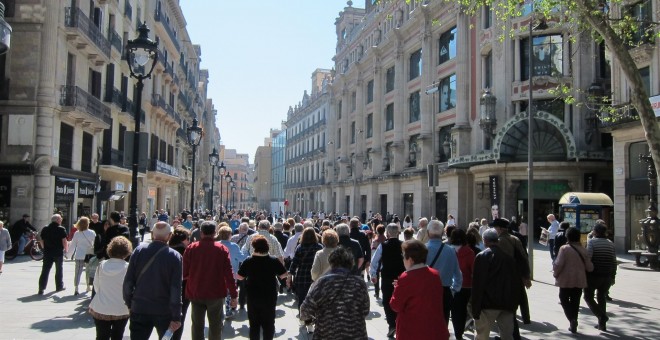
{"left": 1, "top": 208, "right": 618, "bottom": 339}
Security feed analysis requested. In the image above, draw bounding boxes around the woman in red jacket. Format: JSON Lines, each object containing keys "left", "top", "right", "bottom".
{"left": 390, "top": 240, "right": 449, "bottom": 340}
{"left": 450, "top": 228, "right": 476, "bottom": 339}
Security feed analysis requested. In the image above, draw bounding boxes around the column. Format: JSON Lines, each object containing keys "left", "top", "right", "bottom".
{"left": 420, "top": 17, "right": 435, "bottom": 166}
{"left": 392, "top": 42, "right": 406, "bottom": 174}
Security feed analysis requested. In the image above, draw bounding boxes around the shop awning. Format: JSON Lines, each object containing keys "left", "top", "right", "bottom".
{"left": 558, "top": 192, "right": 613, "bottom": 206}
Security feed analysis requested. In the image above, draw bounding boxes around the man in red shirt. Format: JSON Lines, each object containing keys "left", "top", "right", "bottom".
{"left": 183, "top": 221, "right": 237, "bottom": 340}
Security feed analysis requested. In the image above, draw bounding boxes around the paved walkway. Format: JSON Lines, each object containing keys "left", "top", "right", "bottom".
{"left": 1, "top": 241, "right": 659, "bottom": 339}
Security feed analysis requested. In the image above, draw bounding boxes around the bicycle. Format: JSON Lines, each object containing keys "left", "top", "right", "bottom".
{"left": 5, "top": 231, "right": 43, "bottom": 261}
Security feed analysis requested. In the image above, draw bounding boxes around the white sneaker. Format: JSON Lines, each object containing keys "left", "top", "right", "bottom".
{"left": 306, "top": 323, "right": 315, "bottom": 333}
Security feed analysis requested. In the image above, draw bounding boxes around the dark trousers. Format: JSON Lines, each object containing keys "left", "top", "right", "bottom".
{"left": 129, "top": 313, "right": 170, "bottom": 340}
{"left": 39, "top": 254, "right": 64, "bottom": 291}
{"left": 93, "top": 317, "right": 128, "bottom": 340}
{"left": 374, "top": 273, "right": 381, "bottom": 297}
{"left": 247, "top": 298, "right": 276, "bottom": 340}
{"left": 559, "top": 287, "right": 582, "bottom": 323}
{"left": 381, "top": 276, "right": 396, "bottom": 328}
{"left": 548, "top": 239, "right": 557, "bottom": 261}
{"left": 443, "top": 286, "right": 454, "bottom": 326}
{"left": 519, "top": 284, "right": 530, "bottom": 323}
{"left": 238, "top": 280, "right": 247, "bottom": 308}
{"left": 190, "top": 298, "right": 224, "bottom": 340}
{"left": 451, "top": 288, "right": 471, "bottom": 338}
{"left": 584, "top": 275, "right": 611, "bottom": 322}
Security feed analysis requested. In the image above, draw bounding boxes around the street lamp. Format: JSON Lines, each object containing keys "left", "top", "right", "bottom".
{"left": 231, "top": 182, "right": 236, "bottom": 211}
{"left": 208, "top": 147, "right": 219, "bottom": 214}
{"left": 218, "top": 161, "right": 226, "bottom": 213}
{"left": 225, "top": 173, "right": 233, "bottom": 212}
{"left": 479, "top": 88, "right": 497, "bottom": 148}
{"left": 187, "top": 117, "right": 203, "bottom": 213}
{"left": 0, "top": 3, "right": 12, "bottom": 55}
{"left": 126, "top": 22, "right": 157, "bottom": 246}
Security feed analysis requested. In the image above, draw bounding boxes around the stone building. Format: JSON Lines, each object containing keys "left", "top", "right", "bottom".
{"left": 271, "top": 127, "right": 286, "bottom": 215}
{"left": 0, "top": 0, "right": 217, "bottom": 228}
{"left": 325, "top": 0, "right": 612, "bottom": 232}
{"left": 284, "top": 69, "right": 332, "bottom": 215}
{"left": 253, "top": 133, "right": 275, "bottom": 211}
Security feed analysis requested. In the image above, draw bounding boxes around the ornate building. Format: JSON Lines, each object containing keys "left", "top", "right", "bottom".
{"left": 325, "top": 0, "right": 612, "bottom": 230}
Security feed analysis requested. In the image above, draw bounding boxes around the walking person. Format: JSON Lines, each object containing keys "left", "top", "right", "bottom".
{"left": 553, "top": 227, "right": 593, "bottom": 333}
{"left": 97, "top": 212, "right": 129, "bottom": 260}
{"left": 237, "top": 235, "right": 288, "bottom": 340}
{"left": 300, "top": 247, "right": 370, "bottom": 340}
{"left": 369, "top": 223, "right": 405, "bottom": 338}
{"left": 390, "top": 240, "right": 449, "bottom": 340}
{"left": 547, "top": 214, "right": 560, "bottom": 261}
{"left": 67, "top": 216, "right": 96, "bottom": 295}
{"left": 89, "top": 236, "right": 132, "bottom": 340}
{"left": 426, "top": 219, "right": 462, "bottom": 326}
{"left": 218, "top": 225, "right": 247, "bottom": 318}
{"left": 168, "top": 226, "right": 191, "bottom": 340}
{"left": 123, "top": 222, "right": 182, "bottom": 339}
{"left": 183, "top": 221, "right": 238, "bottom": 340}
{"left": 472, "top": 229, "right": 520, "bottom": 340}
{"left": 287, "top": 227, "right": 322, "bottom": 333}
{"left": 310, "top": 229, "right": 339, "bottom": 281}
{"left": 584, "top": 222, "right": 616, "bottom": 331}
{"left": 0, "top": 221, "right": 11, "bottom": 274}
{"left": 11, "top": 214, "right": 36, "bottom": 255}
{"left": 38, "top": 214, "right": 68, "bottom": 295}
{"left": 449, "top": 228, "right": 475, "bottom": 339}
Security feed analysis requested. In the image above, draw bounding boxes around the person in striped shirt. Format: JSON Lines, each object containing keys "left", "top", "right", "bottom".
{"left": 584, "top": 222, "right": 617, "bottom": 332}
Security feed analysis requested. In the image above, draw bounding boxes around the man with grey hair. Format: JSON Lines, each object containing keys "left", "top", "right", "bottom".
{"left": 242, "top": 219, "right": 284, "bottom": 264}
{"left": 416, "top": 217, "right": 430, "bottom": 243}
{"left": 124, "top": 222, "right": 182, "bottom": 338}
{"left": 426, "top": 219, "right": 462, "bottom": 325}
{"left": 230, "top": 222, "right": 251, "bottom": 249}
{"left": 336, "top": 223, "right": 364, "bottom": 275}
{"left": 369, "top": 223, "right": 405, "bottom": 337}
{"left": 38, "top": 214, "right": 68, "bottom": 295}
{"left": 472, "top": 228, "right": 519, "bottom": 340}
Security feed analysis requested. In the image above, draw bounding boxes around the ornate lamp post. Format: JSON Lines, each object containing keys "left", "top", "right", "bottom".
{"left": 231, "top": 182, "right": 236, "bottom": 211}
{"left": 208, "top": 147, "right": 219, "bottom": 214}
{"left": 640, "top": 154, "right": 660, "bottom": 265}
{"left": 479, "top": 88, "right": 497, "bottom": 147}
{"left": 218, "top": 161, "right": 226, "bottom": 213}
{"left": 126, "top": 23, "right": 157, "bottom": 246}
{"left": 0, "top": 3, "right": 12, "bottom": 55}
{"left": 187, "top": 118, "right": 203, "bottom": 213}
{"left": 225, "top": 173, "right": 233, "bottom": 212}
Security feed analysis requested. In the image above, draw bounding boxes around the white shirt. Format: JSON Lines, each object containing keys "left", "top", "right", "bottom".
{"left": 90, "top": 258, "right": 130, "bottom": 316}
{"left": 67, "top": 229, "right": 96, "bottom": 260}
{"left": 284, "top": 232, "right": 302, "bottom": 259}
{"left": 242, "top": 230, "right": 284, "bottom": 259}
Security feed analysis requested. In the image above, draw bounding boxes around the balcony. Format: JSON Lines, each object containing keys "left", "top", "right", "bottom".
{"left": 101, "top": 148, "right": 129, "bottom": 170}
{"left": 109, "top": 28, "right": 122, "bottom": 56}
{"left": 123, "top": 98, "right": 146, "bottom": 123}
{"left": 150, "top": 159, "right": 179, "bottom": 177}
{"left": 176, "top": 128, "right": 187, "bottom": 140}
{"left": 154, "top": 6, "right": 181, "bottom": 51}
{"left": 60, "top": 85, "right": 111, "bottom": 128}
{"left": 64, "top": 7, "right": 111, "bottom": 61}
{"left": 151, "top": 93, "right": 178, "bottom": 124}
{"left": 598, "top": 105, "right": 640, "bottom": 130}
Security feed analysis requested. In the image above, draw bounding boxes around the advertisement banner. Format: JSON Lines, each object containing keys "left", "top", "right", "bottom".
{"left": 489, "top": 175, "right": 499, "bottom": 220}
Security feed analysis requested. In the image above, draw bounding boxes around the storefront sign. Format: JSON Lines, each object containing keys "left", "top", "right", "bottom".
{"left": 154, "top": 160, "right": 179, "bottom": 177}
{"left": 489, "top": 175, "right": 499, "bottom": 208}
{"left": 78, "top": 180, "right": 96, "bottom": 199}
{"left": 116, "top": 182, "right": 125, "bottom": 191}
{"left": 148, "top": 188, "right": 157, "bottom": 197}
{"left": 584, "top": 173, "right": 596, "bottom": 193}
{"left": 55, "top": 177, "right": 76, "bottom": 203}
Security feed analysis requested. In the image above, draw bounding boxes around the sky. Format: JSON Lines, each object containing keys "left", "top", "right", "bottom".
{"left": 180, "top": 1, "right": 351, "bottom": 161}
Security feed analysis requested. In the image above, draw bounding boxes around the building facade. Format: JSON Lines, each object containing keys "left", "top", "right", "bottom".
{"left": 326, "top": 1, "right": 612, "bottom": 232}
{"left": 253, "top": 134, "right": 274, "bottom": 211}
{"left": 0, "top": 0, "right": 218, "bottom": 228}
{"left": 271, "top": 127, "right": 286, "bottom": 214}
{"left": 284, "top": 69, "right": 332, "bottom": 215}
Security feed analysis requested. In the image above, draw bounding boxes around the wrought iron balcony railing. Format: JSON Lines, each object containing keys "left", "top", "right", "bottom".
{"left": 154, "top": 7, "right": 181, "bottom": 51}
{"left": 60, "top": 85, "right": 111, "bottom": 125}
{"left": 64, "top": 7, "right": 111, "bottom": 58}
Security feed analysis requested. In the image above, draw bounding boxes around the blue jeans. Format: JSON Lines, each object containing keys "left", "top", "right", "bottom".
{"left": 18, "top": 234, "right": 28, "bottom": 254}
{"left": 129, "top": 313, "right": 170, "bottom": 340}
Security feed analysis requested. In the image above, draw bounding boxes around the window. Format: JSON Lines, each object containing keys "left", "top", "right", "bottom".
{"left": 82, "top": 132, "right": 93, "bottom": 172}
{"left": 522, "top": 99, "right": 564, "bottom": 121}
{"left": 337, "top": 128, "right": 341, "bottom": 148}
{"left": 625, "top": 0, "right": 653, "bottom": 47}
{"left": 438, "top": 26, "right": 457, "bottom": 64}
{"left": 366, "top": 80, "right": 374, "bottom": 104}
{"left": 59, "top": 123, "right": 74, "bottom": 169}
{"left": 409, "top": 91, "right": 420, "bottom": 122}
{"left": 118, "top": 124, "right": 126, "bottom": 151}
{"left": 409, "top": 49, "right": 422, "bottom": 80}
{"left": 337, "top": 100, "right": 342, "bottom": 119}
{"left": 484, "top": 52, "right": 493, "bottom": 88}
{"left": 351, "top": 121, "right": 356, "bottom": 144}
{"left": 483, "top": 5, "right": 492, "bottom": 29}
{"left": 350, "top": 91, "right": 357, "bottom": 112}
{"left": 521, "top": 35, "right": 563, "bottom": 80}
{"left": 385, "top": 103, "right": 394, "bottom": 131}
{"left": 366, "top": 113, "right": 373, "bottom": 138}
{"left": 408, "top": 135, "right": 418, "bottom": 167}
{"left": 439, "top": 74, "right": 456, "bottom": 112}
{"left": 89, "top": 68, "right": 102, "bottom": 99}
{"left": 386, "top": 66, "right": 395, "bottom": 93}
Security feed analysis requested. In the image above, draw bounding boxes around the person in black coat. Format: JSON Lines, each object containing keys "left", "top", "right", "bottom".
{"left": 553, "top": 221, "right": 571, "bottom": 258}
{"left": 96, "top": 211, "right": 130, "bottom": 260}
